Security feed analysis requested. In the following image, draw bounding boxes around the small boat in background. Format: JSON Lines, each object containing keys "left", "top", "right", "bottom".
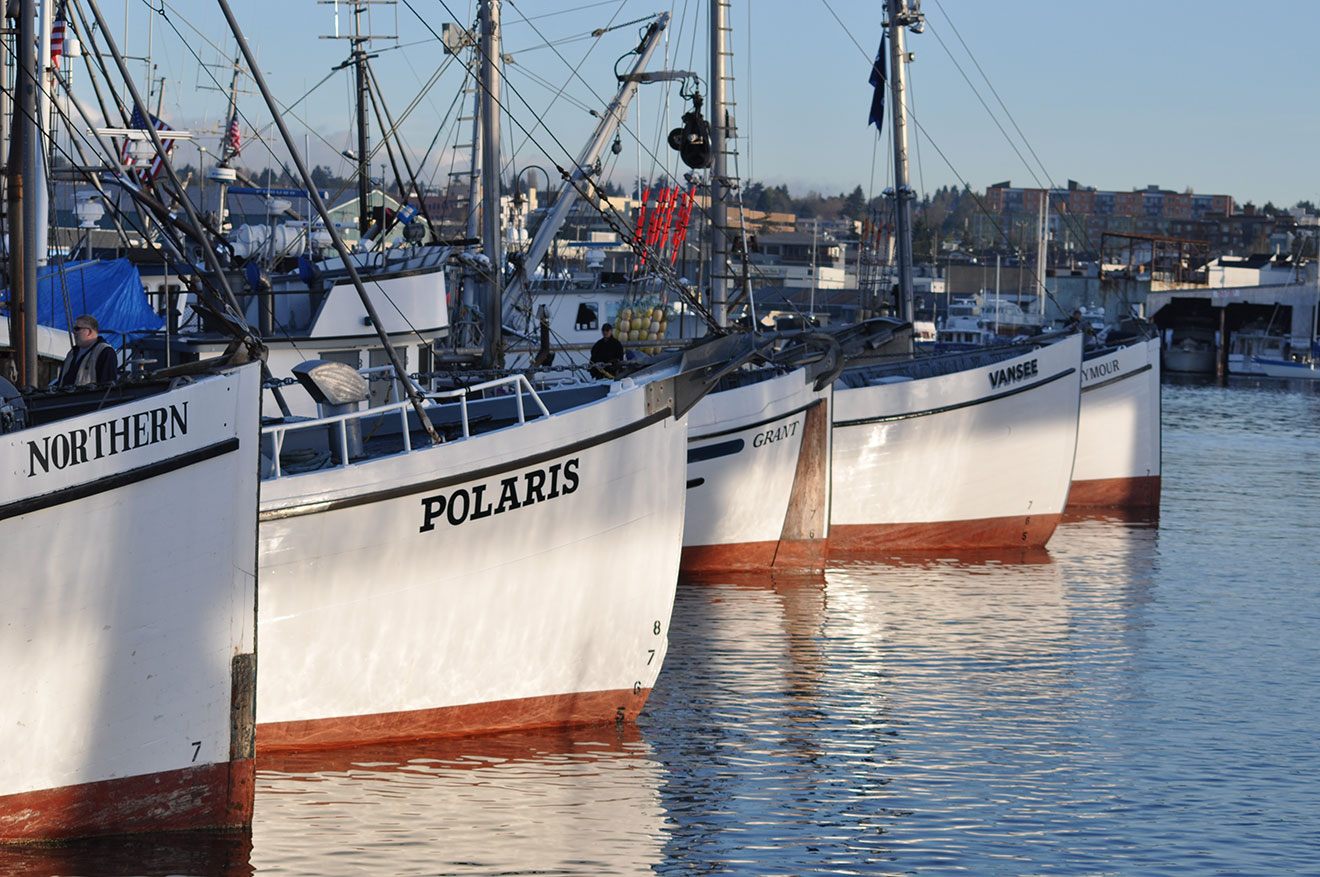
{"left": 1163, "top": 322, "right": 1216, "bottom": 374}
{"left": 1252, "top": 355, "right": 1320, "bottom": 380}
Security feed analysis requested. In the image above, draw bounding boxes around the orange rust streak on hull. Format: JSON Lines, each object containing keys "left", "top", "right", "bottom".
{"left": 1067, "top": 475, "right": 1161, "bottom": 510}
{"left": 256, "top": 688, "right": 652, "bottom": 753}
{"left": 0, "top": 759, "right": 254, "bottom": 844}
{"left": 681, "top": 540, "right": 778, "bottom": 573}
{"left": 680, "top": 538, "right": 826, "bottom": 574}
{"left": 828, "top": 512, "right": 1063, "bottom": 554}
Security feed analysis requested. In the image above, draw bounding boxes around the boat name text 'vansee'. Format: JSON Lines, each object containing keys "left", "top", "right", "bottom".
{"left": 988, "top": 358, "right": 1039, "bottom": 389}
{"left": 420, "top": 458, "right": 580, "bottom": 531}
{"left": 26, "top": 403, "right": 189, "bottom": 477}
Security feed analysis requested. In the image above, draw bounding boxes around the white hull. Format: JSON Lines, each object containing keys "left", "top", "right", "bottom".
{"left": 1069, "top": 337, "right": 1162, "bottom": 509}
{"left": 1, "top": 363, "right": 262, "bottom": 842}
{"left": 256, "top": 378, "right": 687, "bottom": 749}
{"left": 682, "top": 367, "right": 831, "bottom": 572}
{"left": 829, "top": 333, "right": 1083, "bottom": 551}
{"left": 1254, "top": 357, "right": 1320, "bottom": 380}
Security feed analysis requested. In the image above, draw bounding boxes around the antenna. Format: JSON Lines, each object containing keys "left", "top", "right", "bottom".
{"left": 319, "top": 0, "right": 397, "bottom": 235}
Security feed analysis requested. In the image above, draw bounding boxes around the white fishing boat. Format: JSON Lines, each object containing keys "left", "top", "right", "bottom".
{"left": 209, "top": 3, "right": 745, "bottom": 749}
{"left": 255, "top": 363, "right": 697, "bottom": 749}
{"left": 829, "top": 332, "right": 1083, "bottom": 553}
{"left": 1, "top": 0, "right": 265, "bottom": 840}
{"left": 683, "top": 355, "right": 837, "bottom": 572}
{"left": 825, "top": 3, "right": 1081, "bottom": 554}
{"left": 1068, "top": 334, "right": 1162, "bottom": 510}
{"left": 676, "top": 3, "right": 838, "bottom": 573}
{"left": 0, "top": 360, "right": 263, "bottom": 842}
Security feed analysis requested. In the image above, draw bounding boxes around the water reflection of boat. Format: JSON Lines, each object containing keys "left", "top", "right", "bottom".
{"left": 0, "top": 827, "right": 254, "bottom": 877}
{"left": 252, "top": 727, "right": 665, "bottom": 875}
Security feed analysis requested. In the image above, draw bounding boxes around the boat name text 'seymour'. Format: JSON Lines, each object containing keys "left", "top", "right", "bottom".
{"left": 26, "top": 403, "right": 189, "bottom": 477}
{"left": 1082, "top": 358, "right": 1122, "bottom": 384}
{"left": 988, "top": 359, "right": 1039, "bottom": 390}
{"left": 420, "top": 458, "right": 580, "bottom": 531}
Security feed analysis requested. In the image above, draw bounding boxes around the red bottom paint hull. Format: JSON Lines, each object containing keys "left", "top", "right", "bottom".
{"left": 828, "top": 512, "right": 1063, "bottom": 555}
{"left": 256, "top": 687, "right": 652, "bottom": 753}
{"left": 0, "top": 760, "right": 254, "bottom": 844}
{"left": 680, "top": 537, "right": 825, "bottom": 574}
{"left": 1067, "top": 475, "right": 1161, "bottom": 510}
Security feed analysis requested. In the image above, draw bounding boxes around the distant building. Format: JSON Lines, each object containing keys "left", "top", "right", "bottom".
{"left": 974, "top": 181, "right": 1252, "bottom": 258}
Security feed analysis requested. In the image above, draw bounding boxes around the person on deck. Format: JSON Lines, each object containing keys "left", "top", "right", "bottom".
{"left": 589, "top": 322, "right": 624, "bottom": 379}
{"left": 57, "top": 314, "right": 118, "bottom": 386}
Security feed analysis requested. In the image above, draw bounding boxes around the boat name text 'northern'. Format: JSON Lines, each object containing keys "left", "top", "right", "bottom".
{"left": 420, "top": 458, "right": 581, "bottom": 530}
{"left": 26, "top": 402, "right": 189, "bottom": 477}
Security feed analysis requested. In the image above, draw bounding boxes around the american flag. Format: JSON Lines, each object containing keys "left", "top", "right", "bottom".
{"left": 119, "top": 106, "right": 176, "bottom": 184}
{"left": 50, "top": 4, "right": 67, "bottom": 67}
{"left": 227, "top": 112, "right": 242, "bottom": 157}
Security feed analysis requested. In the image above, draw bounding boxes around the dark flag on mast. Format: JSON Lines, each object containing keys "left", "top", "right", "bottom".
{"left": 868, "top": 34, "right": 887, "bottom": 131}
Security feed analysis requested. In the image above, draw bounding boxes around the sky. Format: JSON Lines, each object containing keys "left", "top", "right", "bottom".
{"left": 85, "top": 0, "right": 1320, "bottom": 210}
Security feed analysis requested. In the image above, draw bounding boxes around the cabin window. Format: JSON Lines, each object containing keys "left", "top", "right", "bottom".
{"left": 575, "top": 302, "right": 599, "bottom": 331}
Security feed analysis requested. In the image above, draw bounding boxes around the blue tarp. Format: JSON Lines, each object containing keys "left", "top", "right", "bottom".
{"left": 0, "top": 258, "right": 163, "bottom": 350}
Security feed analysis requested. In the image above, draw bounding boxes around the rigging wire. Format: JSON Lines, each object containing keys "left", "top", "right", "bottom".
{"left": 815, "top": 0, "right": 1067, "bottom": 313}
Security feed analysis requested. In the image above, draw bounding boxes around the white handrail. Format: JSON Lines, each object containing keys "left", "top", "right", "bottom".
{"left": 262, "top": 373, "right": 551, "bottom": 479}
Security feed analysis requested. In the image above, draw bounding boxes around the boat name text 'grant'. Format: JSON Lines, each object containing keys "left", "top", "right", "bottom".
{"left": 419, "top": 458, "right": 580, "bottom": 531}
{"left": 988, "top": 358, "right": 1039, "bottom": 390}
{"left": 27, "top": 403, "right": 189, "bottom": 477}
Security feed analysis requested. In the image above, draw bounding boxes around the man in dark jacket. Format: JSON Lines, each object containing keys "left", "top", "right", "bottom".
{"left": 589, "top": 322, "right": 624, "bottom": 379}
{"left": 58, "top": 314, "right": 118, "bottom": 386}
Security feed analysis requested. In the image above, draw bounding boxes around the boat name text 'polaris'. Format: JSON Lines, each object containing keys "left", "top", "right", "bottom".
{"left": 26, "top": 403, "right": 189, "bottom": 477}
{"left": 1082, "top": 358, "right": 1121, "bottom": 384}
{"left": 988, "top": 359, "right": 1039, "bottom": 389}
{"left": 419, "top": 458, "right": 580, "bottom": 531}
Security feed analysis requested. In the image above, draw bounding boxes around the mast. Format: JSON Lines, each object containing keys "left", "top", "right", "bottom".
{"left": 885, "top": 0, "right": 921, "bottom": 323}
{"left": 708, "top": 0, "right": 731, "bottom": 328}
{"left": 7, "top": 0, "right": 38, "bottom": 384}
{"left": 479, "top": 0, "right": 502, "bottom": 368}
{"left": 215, "top": 0, "right": 441, "bottom": 443}
{"left": 34, "top": 0, "right": 52, "bottom": 267}
{"left": 1037, "top": 190, "right": 1049, "bottom": 317}
{"left": 462, "top": 72, "right": 482, "bottom": 346}
{"left": 353, "top": 2, "right": 370, "bottom": 235}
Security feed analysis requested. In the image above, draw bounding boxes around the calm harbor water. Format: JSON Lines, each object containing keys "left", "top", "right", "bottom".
{"left": 6, "top": 375, "right": 1318, "bottom": 876}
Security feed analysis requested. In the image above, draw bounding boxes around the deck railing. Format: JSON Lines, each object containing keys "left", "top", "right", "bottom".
{"left": 262, "top": 372, "right": 551, "bottom": 479}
